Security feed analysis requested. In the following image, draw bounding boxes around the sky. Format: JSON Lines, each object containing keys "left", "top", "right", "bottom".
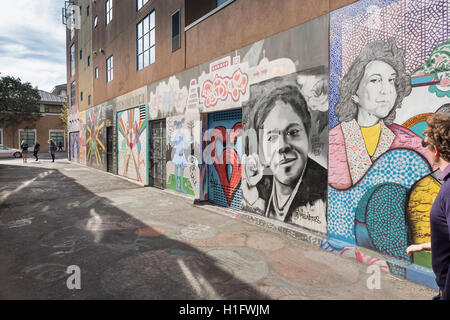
{"left": 0, "top": 0, "right": 67, "bottom": 92}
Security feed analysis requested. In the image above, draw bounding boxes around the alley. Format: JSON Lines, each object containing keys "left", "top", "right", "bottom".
{"left": 0, "top": 158, "right": 437, "bottom": 300}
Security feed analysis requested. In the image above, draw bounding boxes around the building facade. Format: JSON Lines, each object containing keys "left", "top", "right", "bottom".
{"left": 66, "top": 0, "right": 450, "bottom": 289}
{"left": 1, "top": 90, "right": 66, "bottom": 152}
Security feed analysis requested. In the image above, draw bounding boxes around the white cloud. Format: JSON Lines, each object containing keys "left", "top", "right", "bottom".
{"left": 0, "top": 0, "right": 67, "bottom": 91}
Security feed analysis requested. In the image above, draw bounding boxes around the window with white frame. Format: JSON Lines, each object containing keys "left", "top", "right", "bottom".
{"left": 94, "top": 16, "right": 98, "bottom": 28}
{"left": 106, "top": 0, "right": 113, "bottom": 25}
{"left": 136, "top": 10, "right": 155, "bottom": 70}
{"left": 137, "top": 0, "right": 149, "bottom": 11}
{"left": 70, "top": 44, "right": 75, "bottom": 77}
{"left": 50, "top": 130, "right": 65, "bottom": 150}
{"left": 95, "top": 67, "right": 99, "bottom": 79}
{"left": 19, "top": 129, "right": 36, "bottom": 148}
{"left": 106, "top": 55, "right": 114, "bottom": 83}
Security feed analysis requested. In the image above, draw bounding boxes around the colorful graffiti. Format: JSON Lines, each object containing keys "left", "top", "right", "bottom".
{"left": 206, "top": 110, "right": 243, "bottom": 210}
{"left": 117, "top": 107, "right": 147, "bottom": 183}
{"left": 328, "top": 0, "right": 449, "bottom": 273}
{"left": 201, "top": 68, "right": 249, "bottom": 108}
{"left": 69, "top": 132, "right": 80, "bottom": 163}
{"left": 166, "top": 114, "right": 201, "bottom": 198}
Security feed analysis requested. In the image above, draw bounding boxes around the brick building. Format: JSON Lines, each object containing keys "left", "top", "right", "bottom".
{"left": 0, "top": 89, "right": 66, "bottom": 152}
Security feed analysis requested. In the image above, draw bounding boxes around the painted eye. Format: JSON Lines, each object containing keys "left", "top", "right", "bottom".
{"left": 287, "top": 128, "right": 301, "bottom": 137}
{"left": 267, "top": 135, "right": 278, "bottom": 142}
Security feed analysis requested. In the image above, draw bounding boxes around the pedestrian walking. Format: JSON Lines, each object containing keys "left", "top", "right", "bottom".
{"left": 48, "top": 139, "right": 57, "bottom": 162}
{"left": 33, "top": 141, "right": 40, "bottom": 161}
{"left": 20, "top": 140, "right": 29, "bottom": 163}
{"left": 58, "top": 141, "right": 63, "bottom": 152}
{"left": 406, "top": 113, "right": 450, "bottom": 300}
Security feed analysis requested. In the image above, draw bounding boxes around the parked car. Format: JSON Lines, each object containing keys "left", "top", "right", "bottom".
{"left": 0, "top": 145, "right": 22, "bottom": 158}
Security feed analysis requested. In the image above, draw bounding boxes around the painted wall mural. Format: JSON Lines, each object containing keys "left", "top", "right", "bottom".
{"left": 84, "top": 105, "right": 113, "bottom": 170}
{"left": 242, "top": 71, "right": 328, "bottom": 233}
{"left": 166, "top": 113, "right": 201, "bottom": 198}
{"left": 79, "top": 111, "right": 87, "bottom": 165}
{"left": 328, "top": 0, "right": 449, "bottom": 274}
{"left": 69, "top": 131, "right": 80, "bottom": 163}
{"left": 117, "top": 106, "right": 148, "bottom": 183}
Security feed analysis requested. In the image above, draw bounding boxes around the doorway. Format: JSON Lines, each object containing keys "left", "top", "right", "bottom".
{"left": 149, "top": 119, "right": 167, "bottom": 189}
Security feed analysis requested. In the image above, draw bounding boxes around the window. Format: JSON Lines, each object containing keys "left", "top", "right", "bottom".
{"left": 70, "top": 44, "right": 75, "bottom": 77}
{"left": 49, "top": 130, "right": 65, "bottom": 150}
{"left": 88, "top": 95, "right": 91, "bottom": 106}
{"left": 80, "top": 50, "right": 83, "bottom": 60}
{"left": 95, "top": 67, "right": 99, "bottom": 79}
{"left": 0, "top": 128, "right": 3, "bottom": 145}
{"left": 87, "top": 5, "right": 90, "bottom": 17}
{"left": 106, "top": 0, "right": 113, "bottom": 25}
{"left": 94, "top": 16, "right": 98, "bottom": 28}
{"left": 44, "top": 105, "right": 61, "bottom": 113}
{"left": 80, "top": 92, "right": 83, "bottom": 102}
{"left": 19, "top": 129, "right": 36, "bottom": 148}
{"left": 217, "top": 0, "right": 228, "bottom": 7}
{"left": 88, "top": 55, "right": 90, "bottom": 66}
{"left": 137, "top": 0, "right": 149, "bottom": 11}
{"left": 71, "top": 81, "right": 76, "bottom": 106}
{"left": 136, "top": 11, "right": 155, "bottom": 70}
{"left": 172, "top": 10, "right": 180, "bottom": 52}
{"left": 106, "top": 55, "right": 114, "bottom": 83}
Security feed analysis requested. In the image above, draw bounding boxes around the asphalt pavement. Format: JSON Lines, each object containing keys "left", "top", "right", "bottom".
{"left": 0, "top": 157, "right": 438, "bottom": 300}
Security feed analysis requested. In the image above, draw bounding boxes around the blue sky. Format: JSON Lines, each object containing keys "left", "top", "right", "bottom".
{"left": 0, "top": 0, "right": 67, "bottom": 92}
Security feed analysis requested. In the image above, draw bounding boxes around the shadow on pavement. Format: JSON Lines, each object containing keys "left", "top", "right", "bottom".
{"left": 0, "top": 163, "right": 270, "bottom": 300}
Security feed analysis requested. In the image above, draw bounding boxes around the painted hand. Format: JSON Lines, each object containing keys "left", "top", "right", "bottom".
{"left": 242, "top": 154, "right": 264, "bottom": 205}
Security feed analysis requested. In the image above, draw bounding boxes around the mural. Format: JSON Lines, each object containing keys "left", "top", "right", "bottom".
{"left": 206, "top": 109, "right": 243, "bottom": 210}
{"left": 79, "top": 111, "right": 87, "bottom": 165}
{"left": 85, "top": 105, "right": 113, "bottom": 170}
{"left": 328, "top": 0, "right": 449, "bottom": 274}
{"left": 117, "top": 106, "right": 148, "bottom": 183}
{"left": 242, "top": 71, "right": 328, "bottom": 233}
{"left": 166, "top": 113, "right": 201, "bottom": 198}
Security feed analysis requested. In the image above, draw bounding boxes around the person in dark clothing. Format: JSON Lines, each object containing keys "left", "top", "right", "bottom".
{"left": 48, "top": 139, "right": 57, "bottom": 162}
{"left": 58, "top": 141, "right": 63, "bottom": 152}
{"left": 20, "top": 140, "right": 29, "bottom": 163}
{"left": 406, "top": 113, "right": 450, "bottom": 300}
{"left": 33, "top": 141, "right": 40, "bottom": 161}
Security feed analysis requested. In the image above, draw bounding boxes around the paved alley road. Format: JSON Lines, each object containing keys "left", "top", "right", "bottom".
{"left": 0, "top": 157, "right": 437, "bottom": 300}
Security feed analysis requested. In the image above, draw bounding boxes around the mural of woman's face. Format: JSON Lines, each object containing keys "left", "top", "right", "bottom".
{"left": 353, "top": 60, "right": 397, "bottom": 121}
{"left": 262, "top": 100, "right": 309, "bottom": 186}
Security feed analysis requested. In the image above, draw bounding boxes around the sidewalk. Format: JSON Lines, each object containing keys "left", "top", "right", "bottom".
{"left": 0, "top": 159, "right": 438, "bottom": 299}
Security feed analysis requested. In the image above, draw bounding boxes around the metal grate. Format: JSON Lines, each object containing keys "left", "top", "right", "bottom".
{"left": 209, "top": 109, "right": 242, "bottom": 122}
{"left": 139, "top": 105, "right": 146, "bottom": 121}
{"left": 207, "top": 109, "right": 242, "bottom": 210}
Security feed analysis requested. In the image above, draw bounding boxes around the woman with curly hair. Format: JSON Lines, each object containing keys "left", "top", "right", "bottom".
{"left": 329, "top": 40, "right": 434, "bottom": 189}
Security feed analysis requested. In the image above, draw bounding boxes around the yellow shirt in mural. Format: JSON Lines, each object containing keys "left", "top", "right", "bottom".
{"left": 360, "top": 122, "right": 381, "bottom": 157}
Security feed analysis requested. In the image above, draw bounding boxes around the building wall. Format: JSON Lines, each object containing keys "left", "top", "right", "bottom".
{"left": 184, "top": 0, "right": 359, "bottom": 69}
{"left": 1, "top": 114, "right": 64, "bottom": 152}
{"left": 326, "top": 0, "right": 449, "bottom": 277}
{"left": 67, "top": 0, "right": 450, "bottom": 284}
{"left": 91, "top": 0, "right": 186, "bottom": 107}
{"left": 78, "top": 0, "right": 94, "bottom": 112}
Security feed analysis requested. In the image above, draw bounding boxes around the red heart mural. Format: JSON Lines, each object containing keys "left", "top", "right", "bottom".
{"left": 210, "top": 123, "right": 242, "bottom": 205}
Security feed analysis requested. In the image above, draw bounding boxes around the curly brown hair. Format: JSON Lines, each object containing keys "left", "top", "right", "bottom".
{"left": 335, "top": 39, "right": 411, "bottom": 126}
{"left": 424, "top": 113, "right": 450, "bottom": 162}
